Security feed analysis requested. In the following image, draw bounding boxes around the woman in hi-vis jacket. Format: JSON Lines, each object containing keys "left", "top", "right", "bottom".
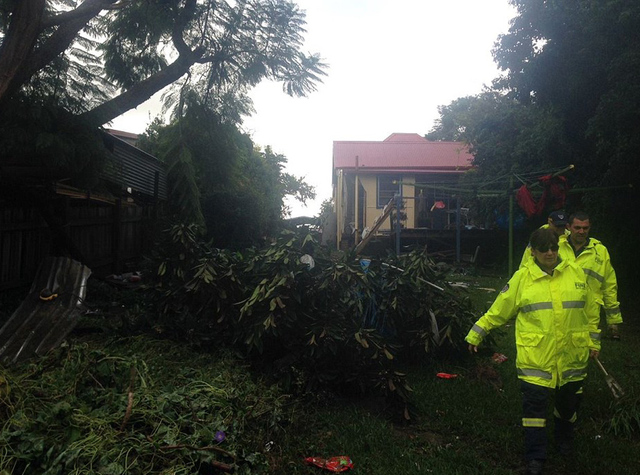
{"left": 466, "top": 228, "right": 600, "bottom": 475}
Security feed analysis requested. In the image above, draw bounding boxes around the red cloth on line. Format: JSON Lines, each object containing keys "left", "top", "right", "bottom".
{"left": 539, "top": 174, "right": 569, "bottom": 210}
{"left": 515, "top": 175, "right": 569, "bottom": 218}
{"left": 516, "top": 185, "right": 540, "bottom": 218}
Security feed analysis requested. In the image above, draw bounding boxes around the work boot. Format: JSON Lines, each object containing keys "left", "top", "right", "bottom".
{"left": 556, "top": 439, "right": 573, "bottom": 457}
{"left": 526, "top": 459, "right": 544, "bottom": 475}
{"left": 554, "top": 419, "right": 574, "bottom": 457}
{"left": 608, "top": 324, "right": 620, "bottom": 340}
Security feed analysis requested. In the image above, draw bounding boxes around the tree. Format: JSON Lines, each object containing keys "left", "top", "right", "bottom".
{"left": 492, "top": 0, "right": 640, "bottom": 183}
{"left": 427, "top": 91, "right": 570, "bottom": 179}
{"left": 429, "top": 0, "right": 639, "bottom": 280}
{"left": 138, "top": 94, "right": 315, "bottom": 249}
{"left": 0, "top": 0, "right": 326, "bottom": 127}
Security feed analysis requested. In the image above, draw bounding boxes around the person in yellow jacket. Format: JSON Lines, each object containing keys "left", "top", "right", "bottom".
{"left": 560, "top": 211, "right": 622, "bottom": 338}
{"left": 466, "top": 228, "right": 600, "bottom": 475}
{"left": 519, "top": 210, "right": 570, "bottom": 269}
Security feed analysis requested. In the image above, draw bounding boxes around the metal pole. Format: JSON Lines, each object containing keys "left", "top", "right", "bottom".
{"left": 456, "top": 195, "right": 461, "bottom": 263}
{"left": 395, "top": 192, "right": 401, "bottom": 255}
{"left": 508, "top": 174, "right": 514, "bottom": 276}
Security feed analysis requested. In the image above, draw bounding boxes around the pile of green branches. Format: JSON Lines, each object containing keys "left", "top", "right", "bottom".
{"left": 148, "top": 224, "right": 478, "bottom": 408}
{"left": 0, "top": 337, "right": 295, "bottom": 475}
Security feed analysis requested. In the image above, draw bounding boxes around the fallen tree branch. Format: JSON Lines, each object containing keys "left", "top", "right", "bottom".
{"left": 159, "top": 444, "right": 236, "bottom": 472}
{"left": 119, "top": 366, "right": 136, "bottom": 431}
{"left": 159, "top": 444, "right": 235, "bottom": 459}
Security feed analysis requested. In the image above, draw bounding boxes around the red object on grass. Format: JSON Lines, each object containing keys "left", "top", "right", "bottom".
{"left": 304, "top": 456, "right": 354, "bottom": 472}
{"left": 436, "top": 372, "right": 458, "bottom": 379}
{"left": 492, "top": 353, "right": 508, "bottom": 364}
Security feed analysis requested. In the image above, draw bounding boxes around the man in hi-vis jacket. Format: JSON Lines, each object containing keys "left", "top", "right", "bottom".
{"left": 560, "top": 211, "right": 622, "bottom": 338}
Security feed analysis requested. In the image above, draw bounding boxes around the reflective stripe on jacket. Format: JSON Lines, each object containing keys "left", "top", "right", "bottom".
{"left": 559, "top": 237, "right": 622, "bottom": 325}
{"left": 465, "top": 258, "right": 600, "bottom": 388}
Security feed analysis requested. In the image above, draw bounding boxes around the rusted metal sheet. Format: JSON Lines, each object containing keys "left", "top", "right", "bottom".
{"left": 0, "top": 256, "right": 91, "bottom": 364}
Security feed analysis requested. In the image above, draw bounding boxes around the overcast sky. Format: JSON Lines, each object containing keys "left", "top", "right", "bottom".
{"left": 111, "top": 0, "right": 516, "bottom": 217}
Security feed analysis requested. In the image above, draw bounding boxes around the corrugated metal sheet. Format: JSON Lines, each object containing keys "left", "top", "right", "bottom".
{"left": 0, "top": 256, "right": 91, "bottom": 364}
{"left": 333, "top": 134, "right": 473, "bottom": 172}
{"left": 102, "top": 132, "right": 168, "bottom": 200}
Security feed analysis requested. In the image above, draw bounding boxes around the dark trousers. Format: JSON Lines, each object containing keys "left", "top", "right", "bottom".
{"left": 520, "top": 380, "right": 583, "bottom": 461}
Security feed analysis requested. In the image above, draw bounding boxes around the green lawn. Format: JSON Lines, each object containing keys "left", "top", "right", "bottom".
{"left": 272, "top": 272, "right": 640, "bottom": 475}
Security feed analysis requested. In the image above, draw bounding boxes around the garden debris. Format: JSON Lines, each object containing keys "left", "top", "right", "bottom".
{"left": 0, "top": 256, "right": 91, "bottom": 364}
{"left": 1, "top": 337, "right": 284, "bottom": 474}
{"left": 436, "top": 372, "right": 459, "bottom": 379}
{"left": 105, "top": 271, "right": 142, "bottom": 288}
{"left": 471, "top": 362, "right": 503, "bottom": 391}
{"left": 450, "top": 282, "right": 496, "bottom": 292}
{"left": 594, "top": 356, "right": 625, "bottom": 399}
{"left": 491, "top": 353, "right": 508, "bottom": 364}
{"left": 304, "top": 456, "right": 354, "bottom": 473}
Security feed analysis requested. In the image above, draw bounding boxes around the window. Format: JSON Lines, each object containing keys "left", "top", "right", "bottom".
{"left": 377, "top": 175, "right": 400, "bottom": 208}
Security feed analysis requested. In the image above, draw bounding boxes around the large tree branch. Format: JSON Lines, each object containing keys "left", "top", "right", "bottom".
{"left": 0, "top": 0, "right": 118, "bottom": 104}
{"left": 82, "top": 1, "right": 203, "bottom": 127}
{"left": 43, "top": 0, "right": 125, "bottom": 28}
{"left": 80, "top": 53, "right": 200, "bottom": 127}
{"left": 0, "top": 0, "right": 46, "bottom": 100}
{"left": 22, "top": 0, "right": 118, "bottom": 82}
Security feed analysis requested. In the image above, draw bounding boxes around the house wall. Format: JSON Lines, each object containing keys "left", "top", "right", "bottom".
{"left": 334, "top": 170, "right": 472, "bottom": 249}
{"left": 358, "top": 174, "right": 416, "bottom": 231}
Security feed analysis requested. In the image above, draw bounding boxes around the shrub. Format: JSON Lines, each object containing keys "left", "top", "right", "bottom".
{"left": 148, "top": 225, "right": 478, "bottom": 408}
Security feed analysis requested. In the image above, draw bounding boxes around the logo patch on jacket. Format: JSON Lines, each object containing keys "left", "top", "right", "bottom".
{"left": 501, "top": 284, "right": 509, "bottom": 293}
{"left": 575, "top": 282, "right": 586, "bottom": 290}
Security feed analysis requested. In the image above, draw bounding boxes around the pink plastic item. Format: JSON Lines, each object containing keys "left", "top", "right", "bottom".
{"left": 304, "top": 456, "right": 354, "bottom": 472}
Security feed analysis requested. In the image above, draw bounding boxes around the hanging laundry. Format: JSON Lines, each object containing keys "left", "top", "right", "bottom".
{"left": 538, "top": 174, "right": 569, "bottom": 210}
{"left": 516, "top": 185, "right": 540, "bottom": 218}
{"left": 515, "top": 175, "right": 569, "bottom": 218}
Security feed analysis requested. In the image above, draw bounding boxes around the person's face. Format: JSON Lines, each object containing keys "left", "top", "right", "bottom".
{"left": 548, "top": 222, "right": 566, "bottom": 237}
{"left": 532, "top": 243, "right": 559, "bottom": 271}
{"left": 569, "top": 218, "right": 590, "bottom": 245}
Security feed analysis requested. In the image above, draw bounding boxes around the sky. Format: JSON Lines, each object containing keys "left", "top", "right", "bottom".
{"left": 111, "top": 0, "right": 516, "bottom": 218}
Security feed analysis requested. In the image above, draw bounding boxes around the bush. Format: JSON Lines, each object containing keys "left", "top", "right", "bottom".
{"left": 147, "top": 225, "right": 478, "bottom": 409}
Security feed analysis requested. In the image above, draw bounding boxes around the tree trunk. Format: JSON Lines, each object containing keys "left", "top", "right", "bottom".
{"left": 0, "top": 0, "right": 117, "bottom": 105}
{"left": 0, "top": 0, "right": 46, "bottom": 100}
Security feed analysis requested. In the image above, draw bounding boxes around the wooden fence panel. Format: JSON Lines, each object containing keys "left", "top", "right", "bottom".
{"left": 0, "top": 200, "right": 155, "bottom": 290}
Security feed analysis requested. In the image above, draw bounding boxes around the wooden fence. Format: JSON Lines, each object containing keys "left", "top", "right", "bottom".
{"left": 0, "top": 198, "right": 157, "bottom": 290}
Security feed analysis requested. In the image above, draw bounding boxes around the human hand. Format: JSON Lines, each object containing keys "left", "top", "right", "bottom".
{"left": 468, "top": 344, "right": 478, "bottom": 354}
{"left": 590, "top": 349, "right": 599, "bottom": 359}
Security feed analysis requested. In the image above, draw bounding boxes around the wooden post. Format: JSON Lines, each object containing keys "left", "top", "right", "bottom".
{"left": 113, "top": 199, "right": 122, "bottom": 273}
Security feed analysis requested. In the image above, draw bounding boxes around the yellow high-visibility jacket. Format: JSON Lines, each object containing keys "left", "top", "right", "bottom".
{"left": 559, "top": 237, "right": 622, "bottom": 325}
{"left": 518, "top": 224, "right": 570, "bottom": 269}
{"left": 465, "top": 258, "right": 600, "bottom": 388}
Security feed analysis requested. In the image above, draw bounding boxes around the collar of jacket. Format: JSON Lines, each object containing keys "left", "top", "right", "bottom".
{"left": 526, "top": 255, "right": 569, "bottom": 280}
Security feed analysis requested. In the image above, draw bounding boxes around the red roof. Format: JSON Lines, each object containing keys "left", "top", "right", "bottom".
{"left": 333, "top": 133, "right": 473, "bottom": 174}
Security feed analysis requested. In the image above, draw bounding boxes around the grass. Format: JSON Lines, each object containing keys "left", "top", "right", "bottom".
{"left": 1, "top": 269, "right": 639, "bottom": 474}
{"left": 270, "top": 269, "right": 640, "bottom": 475}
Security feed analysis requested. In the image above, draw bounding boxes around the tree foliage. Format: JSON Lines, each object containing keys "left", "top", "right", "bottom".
{"left": 427, "top": 91, "right": 569, "bottom": 179}
{"left": 0, "top": 0, "right": 326, "bottom": 127}
{"left": 428, "top": 0, "right": 639, "bottom": 279}
{"left": 137, "top": 93, "right": 315, "bottom": 249}
{"left": 149, "top": 225, "right": 478, "bottom": 407}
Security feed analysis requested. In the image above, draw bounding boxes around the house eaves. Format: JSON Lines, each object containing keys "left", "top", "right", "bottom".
{"left": 333, "top": 139, "right": 473, "bottom": 173}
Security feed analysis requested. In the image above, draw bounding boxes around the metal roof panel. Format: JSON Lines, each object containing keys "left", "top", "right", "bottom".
{"left": 333, "top": 134, "right": 473, "bottom": 172}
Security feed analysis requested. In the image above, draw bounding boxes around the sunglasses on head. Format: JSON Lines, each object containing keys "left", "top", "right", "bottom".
{"left": 536, "top": 244, "right": 559, "bottom": 252}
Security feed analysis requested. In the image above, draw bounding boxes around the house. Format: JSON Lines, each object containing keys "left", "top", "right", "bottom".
{"left": 332, "top": 133, "right": 473, "bottom": 250}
